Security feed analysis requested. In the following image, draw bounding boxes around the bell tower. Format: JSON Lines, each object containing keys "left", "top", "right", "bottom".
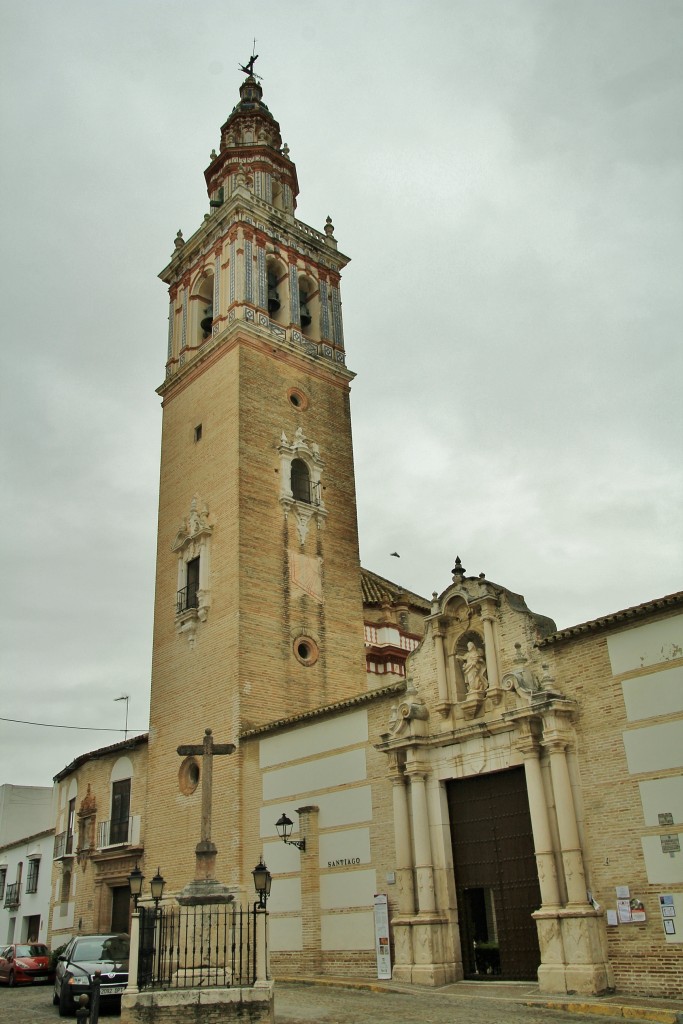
{"left": 145, "top": 71, "right": 367, "bottom": 889}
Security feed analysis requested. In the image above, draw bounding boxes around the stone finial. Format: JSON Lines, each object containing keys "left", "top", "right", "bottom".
{"left": 452, "top": 556, "right": 466, "bottom": 581}
{"left": 324, "top": 215, "right": 335, "bottom": 237}
{"left": 210, "top": 148, "right": 218, "bottom": 162}
{"left": 174, "top": 229, "right": 185, "bottom": 250}
{"left": 282, "top": 142, "right": 290, "bottom": 159}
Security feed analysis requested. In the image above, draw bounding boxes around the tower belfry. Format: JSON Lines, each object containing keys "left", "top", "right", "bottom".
{"left": 146, "top": 70, "right": 367, "bottom": 891}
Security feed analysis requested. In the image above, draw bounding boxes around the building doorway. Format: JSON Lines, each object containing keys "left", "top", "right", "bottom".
{"left": 110, "top": 886, "right": 130, "bottom": 934}
{"left": 447, "top": 766, "right": 541, "bottom": 981}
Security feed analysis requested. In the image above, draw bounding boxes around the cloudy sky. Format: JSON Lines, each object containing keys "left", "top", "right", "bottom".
{"left": 1, "top": 0, "right": 681, "bottom": 788}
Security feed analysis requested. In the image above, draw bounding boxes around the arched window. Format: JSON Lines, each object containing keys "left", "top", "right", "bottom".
{"left": 266, "top": 258, "right": 287, "bottom": 324}
{"left": 297, "top": 275, "right": 319, "bottom": 338}
{"left": 191, "top": 271, "right": 214, "bottom": 345}
{"left": 291, "top": 459, "right": 311, "bottom": 503}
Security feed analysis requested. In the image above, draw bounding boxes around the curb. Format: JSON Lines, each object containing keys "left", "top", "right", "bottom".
{"left": 527, "top": 1000, "right": 682, "bottom": 1024}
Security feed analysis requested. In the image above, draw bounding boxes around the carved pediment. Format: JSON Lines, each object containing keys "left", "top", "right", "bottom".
{"left": 172, "top": 495, "right": 212, "bottom": 552}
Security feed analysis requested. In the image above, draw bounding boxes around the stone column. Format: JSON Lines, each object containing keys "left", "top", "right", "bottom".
{"left": 518, "top": 735, "right": 561, "bottom": 909}
{"left": 480, "top": 611, "right": 500, "bottom": 690}
{"left": 389, "top": 759, "right": 415, "bottom": 916}
{"left": 254, "top": 908, "right": 269, "bottom": 988}
{"left": 126, "top": 911, "right": 140, "bottom": 994}
{"left": 541, "top": 715, "right": 614, "bottom": 996}
{"left": 517, "top": 725, "right": 566, "bottom": 993}
{"left": 545, "top": 739, "right": 588, "bottom": 906}
{"left": 408, "top": 771, "right": 436, "bottom": 914}
{"left": 388, "top": 756, "right": 415, "bottom": 982}
{"left": 432, "top": 624, "right": 450, "bottom": 715}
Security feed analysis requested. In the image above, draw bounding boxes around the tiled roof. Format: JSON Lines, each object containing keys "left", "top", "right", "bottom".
{"left": 360, "top": 567, "right": 431, "bottom": 610}
{"left": 538, "top": 591, "right": 683, "bottom": 647}
{"left": 53, "top": 733, "right": 148, "bottom": 783}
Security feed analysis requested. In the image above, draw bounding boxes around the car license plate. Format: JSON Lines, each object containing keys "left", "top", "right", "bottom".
{"left": 103, "top": 985, "right": 126, "bottom": 994}
{"left": 34, "top": 975, "right": 47, "bottom": 982}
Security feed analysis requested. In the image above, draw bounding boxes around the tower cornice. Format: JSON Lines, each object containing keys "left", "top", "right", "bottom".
{"left": 157, "top": 323, "right": 355, "bottom": 406}
{"left": 159, "top": 192, "right": 348, "bottom": 289}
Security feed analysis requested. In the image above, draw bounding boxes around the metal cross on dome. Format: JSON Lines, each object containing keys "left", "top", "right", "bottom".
{"left": 177, "top": 728, "right": 235, "bottom": 853}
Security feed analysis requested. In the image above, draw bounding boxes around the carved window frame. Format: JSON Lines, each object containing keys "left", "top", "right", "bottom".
{"left": 277, "top": 429, "right": 327, "bottom": 545}
{"left": 172, "top": 496, "right": 213, "bottom": 639}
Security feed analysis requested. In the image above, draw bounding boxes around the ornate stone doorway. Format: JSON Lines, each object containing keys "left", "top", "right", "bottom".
{"left": 447, "top": 766, "right": 541, "bottom": 981}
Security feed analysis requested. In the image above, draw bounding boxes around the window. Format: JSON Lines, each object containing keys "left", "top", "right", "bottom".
{"left": 25, "top": 859, "right": 39, "bottom": 894}
{"left": 60, "top": 869, "right": 71, "bottom": 911}
{"left": 173, "top": 495, "right": 212, "bottom": 633}
{"left": 194, "top": 423, "right": 202, "bottom": 442}
{"left": 178, "top": 557, "right": 200, "bottom": 614}
{"left": 0, "top": 868, "right": 5, "bottom": 900}
{"left": 291, "top": 459, "right": 311, "bottom": 503}
{"left": 66, "top": 798, "right": 75, "bottom": 855}
{"left": 110, "top": 779, "right": 131, "bottom": 844}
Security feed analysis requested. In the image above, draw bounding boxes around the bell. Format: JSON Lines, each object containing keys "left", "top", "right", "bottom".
{"left": 200, "top": 305, "right": 213, "bottom": 335}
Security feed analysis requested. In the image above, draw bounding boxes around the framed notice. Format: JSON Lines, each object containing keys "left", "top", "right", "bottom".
{"left": 373, "top": 893, "right": 392, "bottom": 980}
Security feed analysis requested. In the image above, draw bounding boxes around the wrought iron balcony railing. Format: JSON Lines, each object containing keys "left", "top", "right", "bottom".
{"left": 96, "top": 815, "right": 141, "bottom": 849}
{"left": 176, "top": 582, "right": 199, "bottom": 615}
{"left": 4, "top": 882, "right": 20, "bottom": 908}
{"left": 53, "top": 831, "right": 74, "bottom": 859}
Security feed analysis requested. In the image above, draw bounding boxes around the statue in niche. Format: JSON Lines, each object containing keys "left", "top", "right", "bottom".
{"left": 457, "top": 641, "right": 488, "bottom": 694}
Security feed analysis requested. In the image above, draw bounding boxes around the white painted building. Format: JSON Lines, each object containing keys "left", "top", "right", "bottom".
{"left": 0, "top": 785, "right": 54, "bottom": 946}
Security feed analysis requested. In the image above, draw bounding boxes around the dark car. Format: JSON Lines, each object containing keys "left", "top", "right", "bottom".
{"left": 0, "top": 942, "right": 53, "bottom": 985}
{"left": 53, "top": 933, "right": 129, "bottom": 1016}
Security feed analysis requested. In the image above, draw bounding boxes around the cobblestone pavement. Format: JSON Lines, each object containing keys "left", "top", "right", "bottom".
{"left": 0, "top": 982, "right": 120, "bottom": 1023}
{"left": 274, "top": 981, "right": 627, "bottom": 1024}
{"left": 1, "top": 980, "right": 677, "bottom": 1024}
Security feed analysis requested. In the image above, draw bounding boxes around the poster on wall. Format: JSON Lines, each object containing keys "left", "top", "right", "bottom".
{"left": 374, "top": 893, "right": 392, "bottom": 980}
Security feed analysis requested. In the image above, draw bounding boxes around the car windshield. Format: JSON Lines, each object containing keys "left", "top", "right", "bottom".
{"left": 16, "top": 944, "right": 48, "bottom": 957}
{"left": 74, "top": 937, "right": 129, "bottom": 962}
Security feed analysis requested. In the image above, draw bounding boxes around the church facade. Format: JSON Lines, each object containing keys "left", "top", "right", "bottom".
{"left": 46, "top": 73, "right": 683, "bottom": 1001}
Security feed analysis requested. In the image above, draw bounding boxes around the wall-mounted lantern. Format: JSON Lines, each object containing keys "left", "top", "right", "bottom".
{"left": 275, "top": 812, "right": 306, "bottom": 852}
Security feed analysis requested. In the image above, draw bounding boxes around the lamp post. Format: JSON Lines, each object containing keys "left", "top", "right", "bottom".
{"left": 252, "top": 858, "right": 272, "bottom": 910}
{"left": 275, "top": 812, "right": 306, "bottom": 852}
{"left": 128, "top": 863, "right": 145, "bottom": 910}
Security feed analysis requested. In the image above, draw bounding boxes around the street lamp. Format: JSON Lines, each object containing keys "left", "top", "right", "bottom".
{"left": 275, "top": 812, "right": 306, "bottom": 852}
{"left": 128, "top": 863, "right": 145, "bottom": 909}
{"left": 252, "top": 857, "right": 272, "bottom": 909}
{"left": 150, "top": 867, "right": 166, "bottom": 909}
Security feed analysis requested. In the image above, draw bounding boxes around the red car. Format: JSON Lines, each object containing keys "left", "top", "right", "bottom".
{"left": 0, "top": 943, "right": 54, "bottom": 986}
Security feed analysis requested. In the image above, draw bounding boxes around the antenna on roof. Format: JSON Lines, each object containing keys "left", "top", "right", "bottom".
{"left": 114, "top": 695, "right": 130, "bottom": 740}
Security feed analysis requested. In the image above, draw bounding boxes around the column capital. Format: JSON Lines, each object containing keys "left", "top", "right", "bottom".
{"left": 543, "top": 735, "right": 570, "bottom": 755}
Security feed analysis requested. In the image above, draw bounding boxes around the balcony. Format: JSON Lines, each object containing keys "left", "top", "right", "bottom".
{"left": 4, "top": 882, "right": 20, "bottom": 908}
{"left": 96, "top": 815, "right": 141, "bottom": 850}
{"left": 176, "top": 582, "right": 198, "bottom": 615}
{"left": 53, "top": 831, "right": 74, "bottom": 860}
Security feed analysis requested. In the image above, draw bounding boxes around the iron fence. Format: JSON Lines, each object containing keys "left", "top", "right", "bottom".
{"left": 137, "top": 903, "right": 259, "bottom": 990}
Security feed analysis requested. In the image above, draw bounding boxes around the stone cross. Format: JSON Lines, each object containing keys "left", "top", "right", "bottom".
{"left": 177, "top": 729, "right": 235, "bottom": 865}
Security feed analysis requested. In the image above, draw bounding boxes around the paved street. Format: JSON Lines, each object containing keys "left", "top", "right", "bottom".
{"left": 0, "top": 980, "right": 653, "bottom": 1024}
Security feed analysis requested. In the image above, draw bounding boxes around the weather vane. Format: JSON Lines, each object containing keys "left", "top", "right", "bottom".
{"left": 239, "top": 39, "right": 262, "bottom": 80}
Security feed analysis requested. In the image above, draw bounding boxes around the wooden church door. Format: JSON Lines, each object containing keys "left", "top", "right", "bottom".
{"left": 447, "top": 766, "right": 541, "bottom": 980}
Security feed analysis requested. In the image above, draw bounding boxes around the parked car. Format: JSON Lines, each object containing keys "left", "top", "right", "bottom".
{"left": 0, "top": 943, "right": 54, "bottom": 985}
{"left": 52, "top": 933, "right": 129, "bottom": 1017}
